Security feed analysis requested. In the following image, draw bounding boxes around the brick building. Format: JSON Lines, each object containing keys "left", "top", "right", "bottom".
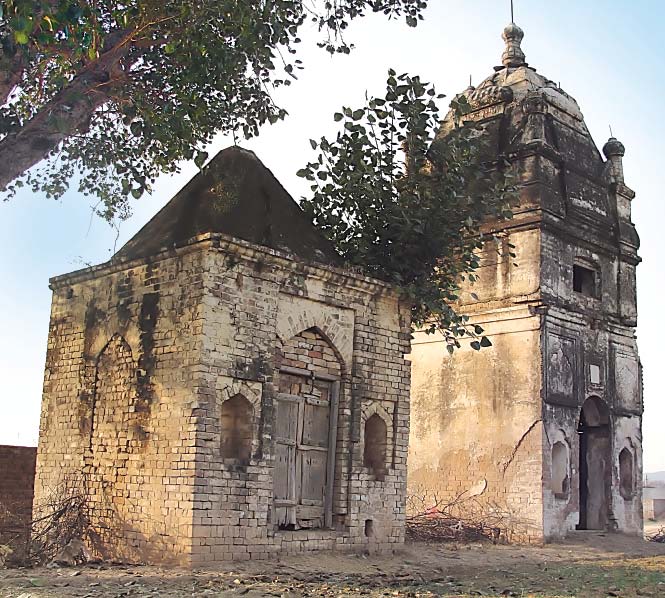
{"left": 34, "top": 147, "right": 412, "bottom": 564}
{"left": 408, "top": 23, "right": 643, "bottom": 541}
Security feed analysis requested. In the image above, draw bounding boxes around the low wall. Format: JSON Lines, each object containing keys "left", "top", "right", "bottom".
{"left": 645, "top": 498, "right": 665, "bottom": 521}
{"left": 0, "top": 445, "right": 37, "bottom": 553}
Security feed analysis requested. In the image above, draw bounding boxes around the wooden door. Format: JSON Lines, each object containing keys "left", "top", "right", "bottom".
{"left": 274, "top": 371, "right": 339, "bottom": 530}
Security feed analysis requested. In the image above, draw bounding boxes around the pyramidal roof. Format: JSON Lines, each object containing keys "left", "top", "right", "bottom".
{"left": 115, "top": 147, "right": 340, "bottom": 265}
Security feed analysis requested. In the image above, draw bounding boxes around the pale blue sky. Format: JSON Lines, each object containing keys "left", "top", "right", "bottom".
{"left": 1, "top": 1, "right": 663, "bottom": 471}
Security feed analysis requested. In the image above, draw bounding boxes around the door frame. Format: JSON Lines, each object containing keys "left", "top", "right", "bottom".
{"left": 577, "top": 396, "right": 611, "bottom": 530}
{"left": 276, "top": 364, "right": 341, "bottom": 529}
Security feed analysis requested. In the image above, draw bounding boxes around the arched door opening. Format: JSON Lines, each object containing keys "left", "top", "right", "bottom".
{"left": 274, "top": 328, "right": 342, "bottom": 531}
{"left": 577, "top": 396, "right": 611, "bottom": 530}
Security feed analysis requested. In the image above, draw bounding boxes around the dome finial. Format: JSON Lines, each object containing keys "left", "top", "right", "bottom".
{"left": 502, "top": 1, "right": 526, "bottom": 69}
{"left": 502, "top": 23, "right": 526, "bottom": 67}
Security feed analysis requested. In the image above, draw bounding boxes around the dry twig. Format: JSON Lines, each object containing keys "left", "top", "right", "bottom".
{"left": 648, "top": 526, "right": 665, "bottom": 543}
{"left": 406, "top": 489, "right": 515, "bottom": 543}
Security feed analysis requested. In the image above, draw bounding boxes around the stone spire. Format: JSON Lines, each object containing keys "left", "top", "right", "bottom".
{"left": 501, "top": 22, "right": 526, "bottom": 68}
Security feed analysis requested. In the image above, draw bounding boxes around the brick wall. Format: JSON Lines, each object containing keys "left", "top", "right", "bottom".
{"left": 189, "top": 238, "right": 411, "bottom": 563}
{"left": 0, "top": 445, "right": 37, "bottom": 549}
{"left": 35, "top": 248, "right": 208, "bottom": 564}
{"left": 36, "top": 233, "right": 411, "bottom": 564}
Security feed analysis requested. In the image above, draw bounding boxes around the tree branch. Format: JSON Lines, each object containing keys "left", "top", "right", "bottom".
{"left": 0, "top": 30, "right": 141, "bottom": 191}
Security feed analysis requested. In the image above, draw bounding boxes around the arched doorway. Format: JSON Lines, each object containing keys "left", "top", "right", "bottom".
{"left": 274, "top": 327, "right": 343, "bottom": 531}
{"left": 577, "top": 396, "right": 611, "bottom": 530}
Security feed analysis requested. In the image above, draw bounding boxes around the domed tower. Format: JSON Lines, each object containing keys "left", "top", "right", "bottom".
{"left": 408, "top": 23, "right": 642, "bottom": 540}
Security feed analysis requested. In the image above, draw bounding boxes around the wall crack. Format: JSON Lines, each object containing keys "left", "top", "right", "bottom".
{"left": 501, "top": 419, "right": 542, "bottom": 474}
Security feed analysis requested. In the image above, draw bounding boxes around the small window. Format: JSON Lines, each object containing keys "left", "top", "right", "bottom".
{"left": 619, "top": 447, "right": 634, "bottom": 499}
{"left": 551, "top": 441, "right": 570, "bottom": 498}
{"left": 364, "top": 519, "right": 374, "bottom": 537}
{"left": 363, "top": 414, "right": 387, "bottom": 480}
{"left": 220, "top": 394, "right": 253, "bottom": 462}
{"left": 573, "top": 264, "right": 597, "bottom": 298}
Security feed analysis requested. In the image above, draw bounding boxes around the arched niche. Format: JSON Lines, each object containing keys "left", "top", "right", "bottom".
{"left": 220, "top": 394, "right": 254, "bottom": 463}
{"left": 551, "top": 441, "right": 570, "bottom": 498}
{"left": 618, "top": 447, "right": 635, "bottom": 500}
{"left": 363, "top": 413, "right": 388, "bottom": 481}
{"left": 87, "top": 334, "right": 138, "bottom": 544}
{"left": 90, "top": 334, "right": 136, "bottom": 453}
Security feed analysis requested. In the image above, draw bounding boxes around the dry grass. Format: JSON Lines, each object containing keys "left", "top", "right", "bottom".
{"left": 0, "top": 533, "right": 663, "bottom": 597}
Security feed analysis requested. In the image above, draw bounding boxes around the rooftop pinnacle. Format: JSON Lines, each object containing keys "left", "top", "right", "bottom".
{"left": 502, "top": 22, "right": 526, "bottom": 68}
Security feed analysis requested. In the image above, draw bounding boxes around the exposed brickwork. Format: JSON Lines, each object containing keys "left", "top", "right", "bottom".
{"left": 87, "top": 334, "right": 147, "bottom": 557}
{"left": 0, "top": 445, "right": 36, "bottom": 550}
{"left": 35, "top": 234, "right": 411, "bottom": 565}
{"left": 278, "top": 329, "right": 342, "bottom": 377}
{"left": 187, "top": 242, "right": 410, "bottom": 563}
{"left": 35, "top": 249, "right": 209, "bottom": 564}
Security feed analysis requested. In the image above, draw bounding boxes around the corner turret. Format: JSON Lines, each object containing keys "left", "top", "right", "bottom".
{"left": 603, "top": 136, "right": 626, "bottom": 183}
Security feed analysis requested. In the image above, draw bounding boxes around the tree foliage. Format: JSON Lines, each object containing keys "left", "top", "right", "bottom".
{"left": 0, "top": 0, "right": 426, "bottom": 218}
{"left": 298, "top": 72, "right": 517, "bottom": 346}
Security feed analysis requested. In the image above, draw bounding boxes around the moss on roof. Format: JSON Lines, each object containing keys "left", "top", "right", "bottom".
{"left": 114, "top": 146, "right": 340, "bottom": 265}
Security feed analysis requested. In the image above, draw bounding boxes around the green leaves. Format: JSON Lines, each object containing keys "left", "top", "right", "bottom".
{"left": 299, "top": 70, "right": 518, "bottom": 351}
{"left": 194, "top": 150, "right": 208, "bottom": 169}
{"left": 471, "top": 336, "right": 492, "bottom": 351}
{"left": 0, "top": 0, "right": 428, "bottom": 217}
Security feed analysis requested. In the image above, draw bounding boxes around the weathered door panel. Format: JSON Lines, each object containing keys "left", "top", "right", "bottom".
{"left": 273, "top": 443, "right": 294, "bottom": 502}
{"left": 300, "top": 450, "right": 328, "bottom": 504}
{"left": 273, "top": 394, "right": 300, "bottom": 526}
{"left": 273, "top": 372, "right": 338, "bottom": 530}
{"left": 302, "top": 399, "right": 330, "bottom": 448}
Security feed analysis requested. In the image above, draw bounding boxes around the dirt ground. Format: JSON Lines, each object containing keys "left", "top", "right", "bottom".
{"left": 1, "top": 532, "right": 664, "bottom": 598}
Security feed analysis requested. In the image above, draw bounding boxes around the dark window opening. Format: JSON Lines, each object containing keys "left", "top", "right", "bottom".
{"left": 573, "top": 264, "right": 597, "bottom": 298}
{"left": 220, "top": 394, "right": 253, "bottom": 463}
{"left": 364, "top": 519, "right": 374, "bottom": 537}
{"left": 363, "top": 414, "right": 387, "bottom": 480}
{"left": 619, "top": 447, "right": 634, "bottom": 500}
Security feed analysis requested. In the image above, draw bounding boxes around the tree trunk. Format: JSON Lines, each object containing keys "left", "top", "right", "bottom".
{"left": 0, "top": 31, "right": 136, "bottom": 191}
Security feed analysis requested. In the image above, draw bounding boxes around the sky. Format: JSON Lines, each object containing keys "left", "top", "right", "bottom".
{"left": 0, "top": 1, "right": 663, "bottom": 472}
